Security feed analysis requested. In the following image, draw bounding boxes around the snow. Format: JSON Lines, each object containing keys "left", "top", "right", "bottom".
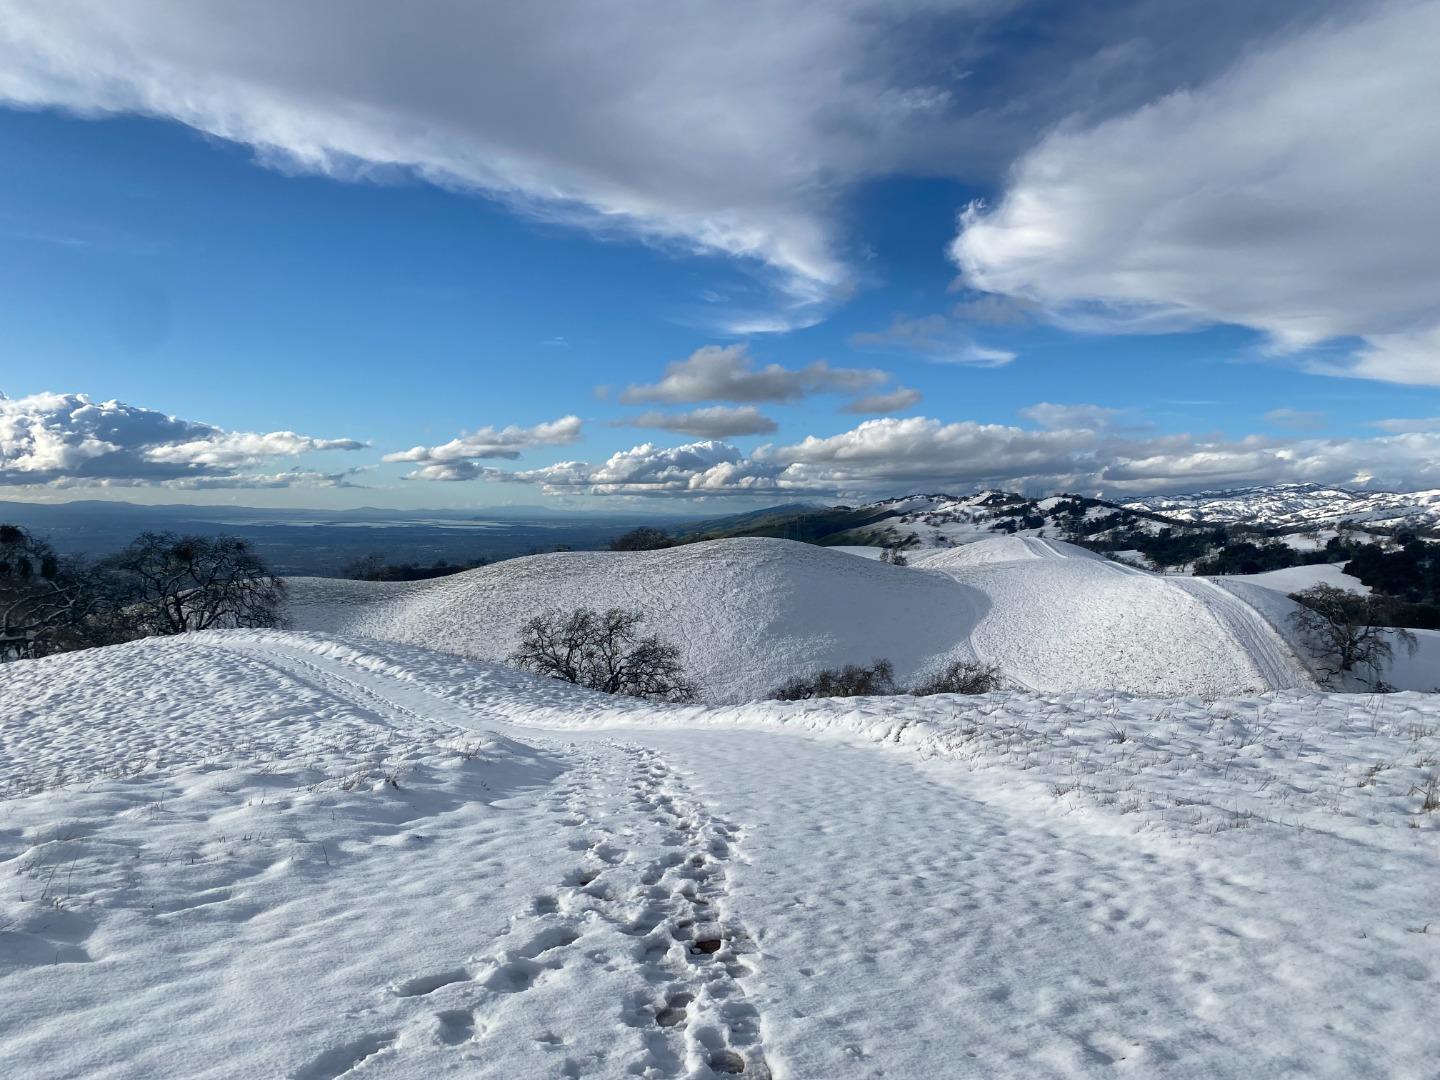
{"left": 824, "top": 544, "right": 885, "bottom": 560}
{"left": 1126, "top": 482, "right": 1440, "bottom": 530}
{"left": 1221, "top": 562, "right": 1370, "bottom": 596}
{"left": 288, "top": 539, "right": 985, "bottom": 704}
{"left": 916, "top": 537, "right": 1312, "bottom": 695}
{"left": 292, "top": 537, "right": 1317, "bottom": 701}
{"left": 3, "top": 629, "right": 1438, "bottom": 1078}
{"left": 1382, "top": 628, "right": 1440, "bottom": 693}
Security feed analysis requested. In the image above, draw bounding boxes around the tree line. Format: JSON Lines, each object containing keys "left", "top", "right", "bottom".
{"left": 0, "top": 524, "right": 284, "bottom": 661}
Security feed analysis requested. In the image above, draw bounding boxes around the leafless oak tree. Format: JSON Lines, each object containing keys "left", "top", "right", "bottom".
{"left": 508, "top": 606, "right": 697, "bottom": 702}
{"left": 108, "top": 532, "right": 286, "bottom": 635}
{"left": 1288, "top": 584, "right": 1417, "bottom": 688}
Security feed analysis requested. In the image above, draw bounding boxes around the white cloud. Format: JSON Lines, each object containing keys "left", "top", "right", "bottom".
{"left": 619, "top": 406, "right": 777, "bottom": 438}
{"left": 384, "top": 416, "right": 582, "bottom": 477}
{"left": 951, "top": 0, "right": 1440, "bottom": 385}
{"left": 841, "top": 387, "right": 923, "bottom": 415}
{"left": 1019, "top": 402, "right": 1123, "bottom": 430}
{"left": 472, "top": 417, "right": 1440, "bottom": 499}
{"left": 0, "top": 391, "right": 363, "bottom": 486}
{"left": 0, "top": 1, "right": 999, "bottom": 329}
{"left": 1372, "top": 416, "right": 1440, "bottom": 434}
{"left": 619, "top": 345, "right": 888, "bottom": 405}
{"left": 1262, "top": 408, "right": 1327, "bottom": 431}
{"left": 512, "top": 441, "right": 790, "bottom": 498}
{"left": 850, "top": 314, "right": 1016, "bottom": 366}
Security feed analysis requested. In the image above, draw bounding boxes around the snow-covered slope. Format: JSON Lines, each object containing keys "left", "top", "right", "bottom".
{"left": 288, "top": 538, "right": 984, "bottom": 703}
{"left": 1126, "top": 482, "right": 1440, "bottom": 530}
{"left": 916, "top": 537, "right": 1313, "bottom": 695}
{"left": 291, "top": 536, "right": 1317, "bottom": 699}
{"left": 3, "top": 630, "right": 1437, "bottom": 1079}
{"left": 1220, "top": 562, "right": 1370, "bottom": 596}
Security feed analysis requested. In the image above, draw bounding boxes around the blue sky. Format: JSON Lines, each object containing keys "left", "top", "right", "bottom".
{"left": 2, "top": 0, "right": 1438, "bottom": 508}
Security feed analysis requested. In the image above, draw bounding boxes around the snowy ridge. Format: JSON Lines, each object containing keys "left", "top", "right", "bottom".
{"left": 1125, "top": 482, "right": 1440, "bottom": 530}
{"left": 918, "top": 536, "right": 1312, "bottom": 694}
{"left": 290, "top": 536, "right": 1317, "bottom": 700}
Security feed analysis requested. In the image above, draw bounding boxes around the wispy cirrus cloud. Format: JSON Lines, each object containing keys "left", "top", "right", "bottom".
{"left": 850, "top": 314, "right": 1016, "bottom": 367}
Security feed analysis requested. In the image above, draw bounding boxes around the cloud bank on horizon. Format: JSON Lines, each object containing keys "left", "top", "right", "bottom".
{"left": 0, "top": 392, "right": 364, "bottom": 490}
{"left": 6, "top": 385, "right": 1440, "bottom": 501}
{"left": 1, "top": 0, "right": 1437, "bottom": 503}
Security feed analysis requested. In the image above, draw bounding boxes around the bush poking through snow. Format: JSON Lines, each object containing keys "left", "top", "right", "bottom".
{"left": 770, "top": 659, "right": 898, "bottom": 700}
{"left": 771, "top": 657, "right": 1005, "bottom": 700}
{"left": 1287, "top": 584, "right": 1417, "bottom": 688}
{"left": 509, "top": 606, "right": 698, "bottom": 702}
{"left": 912, "top": 659, "right": 1004, "bottom": 696}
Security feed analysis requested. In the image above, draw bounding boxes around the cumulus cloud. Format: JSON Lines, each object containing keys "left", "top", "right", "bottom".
{"left": 511, "top": 441, "right": 790, "bottom": 498}
{"left": 618, "top": 406, "right": 777, "bottom": 439}
{"left": 619, "top": 345, "right": 888, "bottom": 405}
{"left": 841, "top": 387, "right": 923, "bottom": 415}
{"left": 850, "top": 315, "right": 1016, "bottom": 366}
{"left": 384, "top": 416, "right": 582, "bottom": 479}
{"left": 951, "top": 0, "right": 1440, "bottom": 385}
{"left": 0, "top": 391, "right": 364, "bottom": 486}
{"left": 473, "top": 417, "right": 1440, "bottom": 499}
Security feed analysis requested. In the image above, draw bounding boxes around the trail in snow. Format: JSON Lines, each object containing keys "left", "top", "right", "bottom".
{"left": 4, "top": 632, "right": 1437, "bottom": 1078}
{"left": 1168, "top": 577, "right": 1310, "bottom": 690}
{"left": 204, "top": 639, "right": 774, "bottom": 1078}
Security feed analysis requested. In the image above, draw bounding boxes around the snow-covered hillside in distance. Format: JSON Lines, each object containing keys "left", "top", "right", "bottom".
{"left": 288, "top": 535, "right": 1328, "bottom": 700}
{"left": 1220, "top": 562, "right": 1370, "bottom": 597}
{"left": 1126, "top": 482, "right": 1440, "bottom": 530}
{"left": 3, "top": 629, "right": 1438, "bottom": 1079}
{"left": 840, "top": 489, "right": 1183, "bottom": 550}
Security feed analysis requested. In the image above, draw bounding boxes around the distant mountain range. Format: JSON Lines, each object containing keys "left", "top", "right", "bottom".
{"left": 1123, "top": 483, "right": 1440, "bottom": 531}
{"left": 686, "top": 484, "right": 1440, "bottom": 550}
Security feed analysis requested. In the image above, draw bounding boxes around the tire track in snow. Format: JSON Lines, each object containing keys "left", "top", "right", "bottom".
{"left": 1167, "top": 577, "right": 1310, "bottom": 690}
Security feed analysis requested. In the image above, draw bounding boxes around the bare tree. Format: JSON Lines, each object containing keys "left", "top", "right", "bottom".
{"left": 508, "top": 606, "right": 697, "bottom": 702}
{"left": 1287, "top": 584, "right": 1417, "bottom": 687}
{"left": 0, "top": 525, "right": 118, "bottom": 660}
{"left": 108, "top": 532, "right": 286, "bottom": 635}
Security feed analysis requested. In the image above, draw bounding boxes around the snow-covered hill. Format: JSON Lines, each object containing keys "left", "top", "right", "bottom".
{"left": 290, "top": 536, "right": 1322, "bottom": 699}
{"left": 288, "top": 538, "right": 985, "bottom": 703}
{"left": 3, "top": 630, "right": 1437, "bottom": 1078}
{"left": 1126, "top": 482, "right": 1440, "bottom": 530}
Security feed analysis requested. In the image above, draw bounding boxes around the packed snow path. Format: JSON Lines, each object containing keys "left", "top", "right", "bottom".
{"left": 1167, "top": 577, "right": 1310, "bottom": 690}
{"left": 2, "top": 632, "right": 1436, "bottom": 1078}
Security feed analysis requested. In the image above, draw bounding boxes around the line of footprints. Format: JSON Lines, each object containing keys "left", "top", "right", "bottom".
{"left": 293, "top": 744, "right": 770, "bottom": 1079}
